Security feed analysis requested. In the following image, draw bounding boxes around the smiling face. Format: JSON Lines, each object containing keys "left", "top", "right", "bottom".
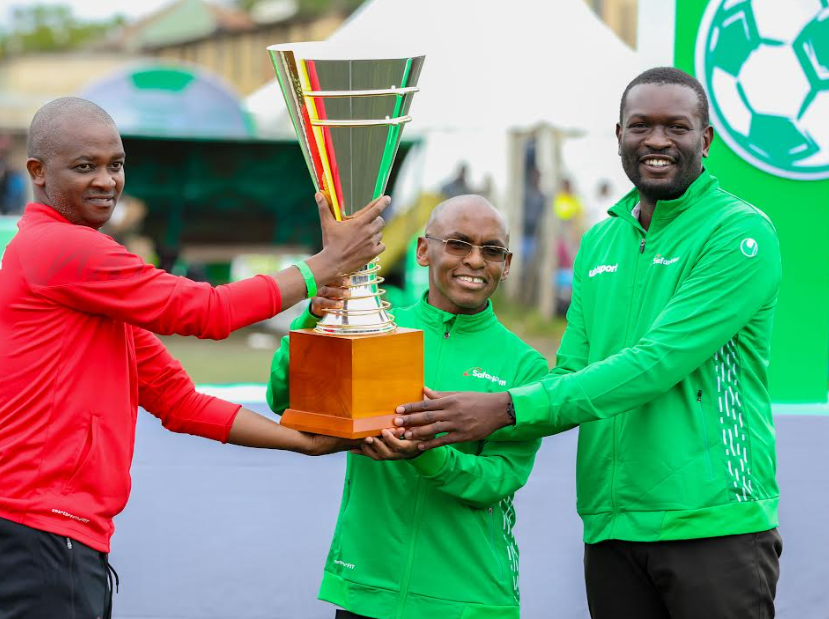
{"left": 417, "top": 196, "right": 511, "bottom": 315}
{"left": 27, "top": 118, "right": 125, "bottom": 230}
{"left": 616, "top": 83, "right": 713, "bottom": 204}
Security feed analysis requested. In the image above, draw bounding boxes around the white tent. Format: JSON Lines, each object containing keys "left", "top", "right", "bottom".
{"left": 248, "top": 0, "right": 643, "bottom": 197}
{"left": 249, "top": 0, "right": 641, "bottom": 135}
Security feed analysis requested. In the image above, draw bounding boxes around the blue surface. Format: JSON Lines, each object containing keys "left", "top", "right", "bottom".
{"left": 111, "top": 410, "right": 829, "bottom": 619}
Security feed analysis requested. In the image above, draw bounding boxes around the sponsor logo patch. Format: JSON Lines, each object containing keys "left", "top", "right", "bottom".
{"left": 51, "top": 508, "right": 90, "bottom": 524}
{"left": 588, "top": 263, "right": 618, "bottom": 278}
{"left": 740, "top": 238, "right": 758, "bottom": 257}
{"left": 653, "top": 254, "right": 680, "bottom": 266}
{"left": 463, "top": 367, "right": 507, "bottom": 386}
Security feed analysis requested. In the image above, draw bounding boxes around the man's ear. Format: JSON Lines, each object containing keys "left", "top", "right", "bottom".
{"left": 416, "top": 236, "right": 430, "bottom": 267}
{"left": 500, "top": 252, "right": 512, "bottom": 281}
{"left": 615, "top": 123, "right": 623, "bottom": 156}
{"left": 702, "top": 125, "right": 714, "bottom": 158}
{"left": 26, "top": 158, "right": 46, "bottom": 188}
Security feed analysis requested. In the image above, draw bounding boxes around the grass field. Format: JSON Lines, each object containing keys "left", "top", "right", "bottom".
{"left": 160, "top": 330, "right": 279, "bottom": 384}
{"left": 162, "top": 298, "right": 567, "bottom": 384}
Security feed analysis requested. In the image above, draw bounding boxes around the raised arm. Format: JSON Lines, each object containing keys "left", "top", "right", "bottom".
{"left": 25, "top": 194, "right": 387, "bottom": 339}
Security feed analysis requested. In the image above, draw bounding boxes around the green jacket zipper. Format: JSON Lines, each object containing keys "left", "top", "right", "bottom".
{"left": 396, "top": 478, "right": 428, "bottom": 618}
{"left": 610, "top": 230, "right": 647, "bottom": 524}
{"left": 397, "top": 318, "right": 451, "bottom": 617}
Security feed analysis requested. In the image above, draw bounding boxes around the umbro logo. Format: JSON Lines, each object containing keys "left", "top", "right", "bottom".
{"left": 740, "top": 238, "right": 758, "bottom": 258}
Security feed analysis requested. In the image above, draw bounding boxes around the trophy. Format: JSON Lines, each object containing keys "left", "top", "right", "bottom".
{"left": 268, "top": 43, "right": 426, "bottom": 438}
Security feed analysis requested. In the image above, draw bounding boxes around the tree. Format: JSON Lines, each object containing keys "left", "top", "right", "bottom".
{"left": 232, "top": 0, "right": 364, "bottom": 17}
{"left": 0, "top": 3, "right": 125, "bottom": 59}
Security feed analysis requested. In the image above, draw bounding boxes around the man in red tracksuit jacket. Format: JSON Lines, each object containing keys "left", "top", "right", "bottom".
{"left": 0, "top": 97, "right": 388, "bottom": 619}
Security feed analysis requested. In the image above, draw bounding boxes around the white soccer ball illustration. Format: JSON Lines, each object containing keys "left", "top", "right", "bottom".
{"left": 696, "top": 0, "right": 829, "bottom": 180}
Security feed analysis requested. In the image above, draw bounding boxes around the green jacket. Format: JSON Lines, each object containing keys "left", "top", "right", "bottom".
{"left": 268, "top": 295, "right": 548, "bottom": 619}
{"left": 497, "top": 169, "right": 782, "bottom": 544}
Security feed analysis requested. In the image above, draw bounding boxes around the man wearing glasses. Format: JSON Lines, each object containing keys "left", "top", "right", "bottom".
{"left": 266, "top": 194, "right": 548, "bottom": 619}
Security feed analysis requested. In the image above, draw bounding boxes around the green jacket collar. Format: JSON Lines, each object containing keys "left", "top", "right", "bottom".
{"left": 412, "top": 291, "right": 497, "bottom": 334}
{"left": 609, "top": 167, "right": 720, "bottom": 230}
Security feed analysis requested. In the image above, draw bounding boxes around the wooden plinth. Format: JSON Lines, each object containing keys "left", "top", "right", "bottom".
{"left": 282, "top": 327, "right": 424, "bottom": 438}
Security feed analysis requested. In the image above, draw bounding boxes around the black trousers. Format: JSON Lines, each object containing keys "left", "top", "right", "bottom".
{"left": 335, "top": 610, "right": 376, "bottom": 619}
{"left": 584, "top": 529, "right": 783, "bottom": 619}
{"left": 0, "top": 516, "right": 117, "bottom": 619}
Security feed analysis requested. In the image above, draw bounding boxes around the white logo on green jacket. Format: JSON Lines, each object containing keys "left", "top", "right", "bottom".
{"left": 741, "top": 238, "right": 759, "bottom": 257}
{"left": 653, "top": 254, "right": 680, "bottom": 266}
{"left": 463, "top": 367, "right": 507, "bottom": 386}
{"left": 334, "top": 559, "right": 355, "bottom": 570}
{"left": 589, "top": 263, "right": 618, "bottom": 278}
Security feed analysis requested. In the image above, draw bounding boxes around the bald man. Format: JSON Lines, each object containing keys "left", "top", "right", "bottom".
{"left": 0, "top": 97, "right": 388, "bottom": 619}
{"left": 267, "top": 195, "right": 549, "bottom": 619}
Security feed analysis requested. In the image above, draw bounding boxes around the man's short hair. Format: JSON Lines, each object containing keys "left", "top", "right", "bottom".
{"left": 619, "top": 67, "right": 710, "bottom": 127}
{"left": 27, "top": 97, "right": 116, "bottom": 162}
{"left": 425, "top": 194, "right": 510, "bottom": 243}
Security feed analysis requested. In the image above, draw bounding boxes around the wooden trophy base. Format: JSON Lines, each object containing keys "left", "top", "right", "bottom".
{"left": 282, "top": 327, "right": 424, "bottom": 438}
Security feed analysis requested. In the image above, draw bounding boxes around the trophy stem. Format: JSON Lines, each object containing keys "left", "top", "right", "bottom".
{"left": 314, "top": 259, "right": 396, "bottom": 336}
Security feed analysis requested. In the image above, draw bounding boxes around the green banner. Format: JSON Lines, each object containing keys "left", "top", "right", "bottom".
{"left": 675, "top": 0, "right": 829, "bottom": 403}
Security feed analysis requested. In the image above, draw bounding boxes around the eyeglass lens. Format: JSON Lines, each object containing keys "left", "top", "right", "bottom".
{"left": 444, "top": 239, "right": 508, "bottom": 262}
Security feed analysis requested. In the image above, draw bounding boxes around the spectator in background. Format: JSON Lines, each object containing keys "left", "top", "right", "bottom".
{"left": 588, "top": 179, "right": 615, "bottom": 227}
{"left": 522, "top": 167, "right": 547, "bottom": 265}
{"left": 551, "top": 178, "right": 584, "bottom": 310}
{"left": 480, "top": 172, "right": 495, "bottom": 203}
{"left": 440, "top": 162, "right": 472, "bottom": 198}
{"left": 552, "top": 178, "right": 585, "bottom": 267}
{"left": 1, "top": 167, "right": 26, "bottom": 215}
{"left": 0, "top": 137, "right": 26, "bottom": 215}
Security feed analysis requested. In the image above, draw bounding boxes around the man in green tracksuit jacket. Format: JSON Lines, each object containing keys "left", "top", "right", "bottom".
{"left": 396, "top": 68, "right": 784, "bottom": 618}
{"left": 267, "top": 195, "right": 548, "bottom": 619}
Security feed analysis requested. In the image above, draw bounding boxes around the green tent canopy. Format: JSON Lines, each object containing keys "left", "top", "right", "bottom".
{"left": 79, "top": 63, "right": 254, "bottom": 139}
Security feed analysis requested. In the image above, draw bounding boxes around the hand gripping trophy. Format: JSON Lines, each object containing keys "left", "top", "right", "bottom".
{"left": 269, "top": 43, "right": 426, "bottom": 438}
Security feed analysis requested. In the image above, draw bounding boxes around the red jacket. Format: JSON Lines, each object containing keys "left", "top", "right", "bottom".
{"left": 0, "top": 203, "right": 283, "bottom": 552}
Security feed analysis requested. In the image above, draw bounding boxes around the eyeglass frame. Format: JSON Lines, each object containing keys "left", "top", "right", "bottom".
{"left": 423, "top": 235, "right": 512, "bottom": 263}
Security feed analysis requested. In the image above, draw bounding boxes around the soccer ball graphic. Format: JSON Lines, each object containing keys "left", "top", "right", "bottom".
{"left": 695, "top": 0, "right": 829, "bottom": 180}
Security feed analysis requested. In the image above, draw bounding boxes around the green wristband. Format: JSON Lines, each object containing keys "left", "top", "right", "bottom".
{"left": 294, "top": 260, "right": 317, "bottom": 299}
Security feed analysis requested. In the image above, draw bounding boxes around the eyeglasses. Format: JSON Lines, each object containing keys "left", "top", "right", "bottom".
{"left": 424, "top": 235, "right": 511, "bottom": 263}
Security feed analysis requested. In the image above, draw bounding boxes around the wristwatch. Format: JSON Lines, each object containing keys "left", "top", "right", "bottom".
{"left": 505, "top": 396, "right": 516, "bottom": 426}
